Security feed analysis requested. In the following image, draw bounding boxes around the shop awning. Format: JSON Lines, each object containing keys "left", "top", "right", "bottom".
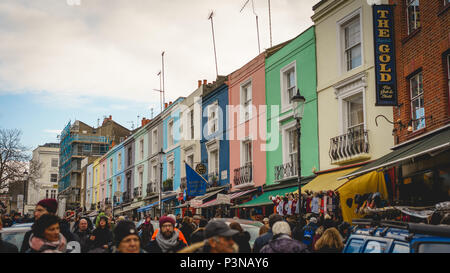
{"left": 238, "top": 186, "right": 298, "bottom": 208}
{"left": 198, "top": 189, "right": 257, "bottom": 208}
{"left": 291, "top": 167, "right": 360, "bottom": 194}
{"left": 137, "top": 195, "right": 177, "bottom": 213}
{"left": 339, "top": 127, "right": 450, "bottom": 180}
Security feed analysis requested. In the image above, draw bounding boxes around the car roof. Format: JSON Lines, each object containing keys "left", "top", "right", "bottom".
{"left": 212, "top": 218, "right": 263, "bottom": 227}
{"left": 0, "top": 226, "right": 31, "bottom": 233}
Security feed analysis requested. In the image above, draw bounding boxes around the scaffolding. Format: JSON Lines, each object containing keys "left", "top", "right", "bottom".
{"left": 58, "top": 121, "right": 112, "bottom": 193}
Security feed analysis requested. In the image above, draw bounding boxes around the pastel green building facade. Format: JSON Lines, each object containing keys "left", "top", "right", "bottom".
{"left": 265, "top": 26, "right": 319, "bottom": 186}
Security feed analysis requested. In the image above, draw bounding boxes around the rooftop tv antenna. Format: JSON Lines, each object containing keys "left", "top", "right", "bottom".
{"left": 127, "top": 121, "right": 135, "bottom": 130}
{"left": 268, "top": 0, "right": 272, "bottom": 47}
{"left": 208, "top": 10, "right": 219, "bottom": 77}
{"left": 153, "top": 70, "right": 164, "bottom": 113}
{"left": 240, "top": 0, "right": 261, "bottom": 54}
{"left": 161, "top": 51, "right": 166, "bottom": 107}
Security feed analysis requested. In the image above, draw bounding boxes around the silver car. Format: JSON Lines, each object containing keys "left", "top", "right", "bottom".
{"left": 0, "top": 223, "right": 32, "bottom": 250}
{"left": 211, "top": 218, "right": 264, "bottom": 249}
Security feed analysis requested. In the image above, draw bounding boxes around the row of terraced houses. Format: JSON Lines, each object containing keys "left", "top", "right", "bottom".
{"left": 57, "top": 0, "right": 450, "bottom": 222}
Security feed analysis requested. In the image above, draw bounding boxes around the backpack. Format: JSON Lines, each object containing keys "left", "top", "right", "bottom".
{"left": 302, "top": 226, "right": 315, "bottom": 247}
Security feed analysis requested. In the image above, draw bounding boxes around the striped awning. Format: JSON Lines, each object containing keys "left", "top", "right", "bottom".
{"left": 198, "top": 189, "right": 257, "bottom": 208}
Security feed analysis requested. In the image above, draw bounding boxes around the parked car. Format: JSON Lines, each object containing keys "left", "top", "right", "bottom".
{"left": 211, "top": 218, "right": 263, "bottom": 248}
{"left": 0, "top": 224, "right": 32, "bottom": 250}
{"left": 343, "top": 219, "right": 450, "bottom": 253}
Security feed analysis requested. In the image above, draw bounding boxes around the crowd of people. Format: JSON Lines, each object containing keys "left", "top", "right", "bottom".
{"left": 1, "top": 196, "right": 450, "bottom": 253}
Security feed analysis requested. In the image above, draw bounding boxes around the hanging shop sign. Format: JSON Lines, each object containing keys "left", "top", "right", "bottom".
{"left": 373, "top": 5, "right": 398, "bottom": 106}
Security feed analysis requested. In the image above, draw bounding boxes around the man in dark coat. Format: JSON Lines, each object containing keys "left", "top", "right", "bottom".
{"left": 89, "top": 216, "right": 113, "bottom": 252}
{"left": 252, "top": 214, "right": 283, "bottom": 253}
{"left": 145, "top": 216, "right": 187, "bottom": 253}
{"left": 74, "top": 217, "right": 93, "bottom": 253}
{"left": 178, "top": 216, "right": 195, "bottom": 245}
{"left": 260, "top": 221, "right": 309, "bottom": 253}
{"left": 190, "top": 218, "right": 208, "bottom": 244}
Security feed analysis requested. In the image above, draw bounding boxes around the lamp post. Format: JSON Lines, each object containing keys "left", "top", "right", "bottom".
{"left": 158, "top": 148, "right": 165, "bottom": 217}
{"left": 23, "top": 171, "right": 29, "bottom": 217}
{"left": 291, "top": 88, "right": 306, "bottom": 224}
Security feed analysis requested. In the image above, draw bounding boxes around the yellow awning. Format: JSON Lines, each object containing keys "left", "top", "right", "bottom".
{"left": 292, "top": 167, "right": 360, "bottom": 194}
{"left": 337, "top": 171, "right": 388, "bottom": 223}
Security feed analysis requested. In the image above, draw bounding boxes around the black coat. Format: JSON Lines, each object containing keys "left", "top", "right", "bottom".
{"left": 74, "top": 229, "right": 92, "bottom": 253}
{"left": 252, "top": 230, "right": 273, "bottom": 253}
{"left": 190, "top": 228, "right": 205, "bottom": 244}
{"left": 0, "top": 237, "right": 18, "bottom": 253}
{"left": 91, "top": 227, "right": 113, "bottom": 249}
{"left": 232, "top": 231, "right": 251, "bottom": 253}
{"left": 138, "top": 222, "right": 154, "bottom": 246}
{"left": 260, "top": 235, "right": 309, "bottom": 253}
{"left": 179, "top": 223, "right": 195, "bottom": 245}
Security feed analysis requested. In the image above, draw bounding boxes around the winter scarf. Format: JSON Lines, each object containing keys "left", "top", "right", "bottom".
{"left": 155, "top": 229, "right": 180, "bottom": 253}
{"left": 29, "top": 234, "right": 67, "bottom": 253}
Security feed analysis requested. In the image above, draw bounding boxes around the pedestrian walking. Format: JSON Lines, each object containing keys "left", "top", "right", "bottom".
{"left": 229, "top": 222, "right": 251, "bottom": 253}
{"left": 314, "top": 227, "right": 344, "bottom": 253}
{"left": 179, "top": 216, "right": 195, "bottom": 245}
{"left": 312, "top": 225, "right": 324, "bottom": 250}
{"left": 110, "top": 220, "right": 146, "bottom": 253}
{"left": 178, "top": 220, "right": 239, "bottom": 253}
{"left": 302, "top": 216, "right": 318, "bottom": 250}
{"left": 26, "top": 214, "right": 67, "bottom": 253}
{"left": 0, "top": 217, "right": 18, "bottom": 253}
{"left": 260, "top": 221, "right": 309, "bottom": 253}
{"left": 74, "top": 217, "right": 93, "bottom": 253}
{"left": 252, "top": 214, "right": 283, "bottom": 253}
{"left": 190, "top": 218, "right": 208, "bottom": 244}
{"left": 145, "top": 216, "right": 187, "bottom": 253}
{"left": 137, "top": 215, "right": 154, "bottom": 247}
{"left": 259, "top": 225, "right": 269, "bottom": 236}
{"left": 89, "top": 216, "right": 113, "bottom": 252}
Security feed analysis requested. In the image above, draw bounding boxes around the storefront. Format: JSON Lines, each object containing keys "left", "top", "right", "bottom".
{"left": 197, "top": 189, "right": 257, "bottom": 218}
{"left": 339, "top": 127, "right": 450, "bottom": 223}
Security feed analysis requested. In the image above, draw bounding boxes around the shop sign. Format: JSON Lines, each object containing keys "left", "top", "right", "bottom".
{"left": 189, "top": 199, "right": 203, "bottom": 208}
{"left": 195, "top": 163, "right": 207, "bottom": 175}
{"left": 217, "top": 193, "right": 231, "bottom": 205}
{"left": 373, "top": 5, "right": 398, "bottom": 106}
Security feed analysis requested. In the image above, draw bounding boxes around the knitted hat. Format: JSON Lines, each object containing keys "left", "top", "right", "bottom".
{"left": 36, "top": 199, "right": 58, "bottom": 214}
{"left": 113, "top": 220, "right": 139, "bottom": 246}
{"left": 159, "top": 216, "right": 175, "bottom": 227}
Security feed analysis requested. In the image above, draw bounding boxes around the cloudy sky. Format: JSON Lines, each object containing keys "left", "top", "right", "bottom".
{"left": 0, "top": 0, "right": 316, "bottom": 152}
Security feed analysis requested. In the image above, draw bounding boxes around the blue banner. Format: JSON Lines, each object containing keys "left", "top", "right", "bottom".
{"left": 185, "top": 163, "right": 207, "bottom": 197}
{"left": 373, "top": 4, "right": 398, "bottom": 106}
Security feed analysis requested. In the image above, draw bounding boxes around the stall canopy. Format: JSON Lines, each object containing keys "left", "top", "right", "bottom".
{"left": 337, "top": 170, "right": 388, "bottom": 223}
{"left": 339, "top": 127, "right": 450, "bottom": 180}
{"left": 198, "top": 189, "right": 257, "bottom": 208}
{"left": 137, "top": 195, "right": 177, "bottom": 213}
{"left": 238, "top": 186, "right": 298, "bottom": 208}
{"left": 291, "top": 167, "right": 360, "bottom": 194}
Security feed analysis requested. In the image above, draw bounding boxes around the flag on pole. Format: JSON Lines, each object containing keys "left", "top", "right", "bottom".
{"left": 185, "top": 163, "right": 208, "bottom": 197}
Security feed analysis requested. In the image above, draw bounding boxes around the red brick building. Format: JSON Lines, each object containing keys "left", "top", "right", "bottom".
{"left": 390, "top": 0, "right": 450, "bottom": 144}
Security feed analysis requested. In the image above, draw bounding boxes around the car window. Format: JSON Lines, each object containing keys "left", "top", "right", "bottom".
{"left": 241, "top": 225, "right": 260, "bottom": 247}
{"left": 391, "top": 243, "right": 409, "bottom": 253}
{"left": 417, "top": 243, "right": 450, "bottom": 253}
{"left": 2, "top": 232, "right": 26, "bottom": 250}
{"left": 346, "top": 238, "right": 364, "bottom": 253}
{"left": 363, "top": 241, "right": 387, "bottom": 253}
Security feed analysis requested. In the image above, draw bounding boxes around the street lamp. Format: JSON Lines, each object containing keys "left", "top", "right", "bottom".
{"left": 158, "top": 148, "right": 165, "bottom": 217}
{"left": 23, "top": 171, "right": 28, "bottom": 217}
{"left": 291, "top": 88, "right": 306, "bottom": 224}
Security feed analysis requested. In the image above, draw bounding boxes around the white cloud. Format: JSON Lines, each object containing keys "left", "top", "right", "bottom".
{"left": 0, "top": 0, "right": 314, "bottom": 103}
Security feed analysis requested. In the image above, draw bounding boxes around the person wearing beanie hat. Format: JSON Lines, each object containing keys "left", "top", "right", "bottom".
{"left": 144, "top": 216, "right": 187, "bottom": 253}
{"left": 89, "top": 215, "right": 113, "bottom": 252}
{"left": 110, "top": 220, "right": 145, "bottom": 253}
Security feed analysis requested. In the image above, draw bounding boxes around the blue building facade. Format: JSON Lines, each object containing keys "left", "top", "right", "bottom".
{"left": 201, "top": 77, "right": 230, "bottom": 188}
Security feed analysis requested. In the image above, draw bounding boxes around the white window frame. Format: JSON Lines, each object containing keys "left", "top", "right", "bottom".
{"left": 109, "top": 158, "right": 113, "bottom": 176}
{"left": 118, "top": 152, "right": 122, "bottom": 171}
{"left": 207, "top": 101, "right": 219, "bottom": 135}
{"left": 168, "top": 119, "right": 174, "bottom": 147}
{"left": 280, "top": 61, "right": 297, "bottom": 113}
{"left": 240, "top": 139, "right": 253, "bottom": 167}
{"left": 240, "top": 79, "right": 253, "bottom": 123}
{"left": 50, "top": 173, "right": 58, "bottom": 183}
{"left": 152, "top": 128, "right": 158, "bottom": 155}
{"left": 51, "top": 158, "right": 58, "bottom": 168}
{"left": 280, "top": 121, "right": 297, "bottom": 165}
{"left": 139, "top": 139, "right": 144, "bottom": 161}
{"left": 337, "top": 8, "right": 363, "bottom": 74}
{"left": 344, "top": 92, "right": 365, "bottom": 133}
{"left": 189, "top": 109, "right": 195, "bottom": 140}
{"left": 206, "top": 139, "right": 219, "bottom": 176}
{"left": 410, "top": 72, "right": 425, "bottom": 131}
{"left": 406, "top": 0, "right": 420, "bottom": 35}
{"left": 138, "top": 170, "right": 144, "bottom": 196}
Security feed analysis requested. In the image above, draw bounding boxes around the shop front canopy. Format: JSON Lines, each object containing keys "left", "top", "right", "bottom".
{"left": 339, "top": 127, "right": 450, "bottom": 181}
{"left": 291, "top": 167, "right": 360, "bottom": 194}
{"left": 137, "top": 195, "right": 177, "bottom": 213}
{"left": 198, "top": 188, "right": 257, "bottom": 208}
{"left": 238, "top": 186, "right": 298, "bottom": 208}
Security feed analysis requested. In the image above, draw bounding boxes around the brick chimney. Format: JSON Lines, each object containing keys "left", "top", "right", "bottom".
{"left": 165, "top": 103, "right": 168, "bottom": 109}
{"left": 198, "top": 80, "right": 202, "bottom": 87}
{"left": 203, "top": 79, "right": 207, "bottom": 85}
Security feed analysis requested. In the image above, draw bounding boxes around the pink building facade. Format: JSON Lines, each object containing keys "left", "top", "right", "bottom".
{"left": 228, "top": 53, "right": 267, "bottom": 192}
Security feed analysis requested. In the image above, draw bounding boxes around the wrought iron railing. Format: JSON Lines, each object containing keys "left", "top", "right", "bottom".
{"left": 146, "top": 183, "right": 155, "bottom": 195}
{"left": 329, "top": 126, "right": 369, "bottom": 162}
{"left": 122, "top": 191, "right": 131, "bottom": 203}
{"left": 133, "top": 187, "right": 141, "bottom": 198}
{"left": 234, "top": 163, "right": 253, "bottom": 186}
{"left": 274, "top": 160, "right": 298, "bottom": 181}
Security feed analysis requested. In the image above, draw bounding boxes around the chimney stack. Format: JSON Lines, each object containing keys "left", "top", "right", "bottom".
{"left": 198, "top": 80, "right": 202, "bottom": 88}
{"left": 109, "top": 115, "right": 112, "bottom": 120}
{"left": 165, "top": 103, "right": 168, "bottom": 109}
{"left": 203, "top": 79, "right": 207, "bottom": 85}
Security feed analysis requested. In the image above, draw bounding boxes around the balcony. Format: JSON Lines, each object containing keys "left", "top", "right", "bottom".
{"left": 233, "top": 164, "right": 253, "bottom": 187}
{"left": 329, "top": 126, "right": 370, "bottom": 164}
{"left": 146, "top": 182, "right": 156, "bottom": 196}
{"left": 274, "top": 160, "right": 298, "bottom": 182}
{"left": 122, "top": 191, "right": 131, "bottom": 203}
{"left": 208, "top": 171, "right": 219, "bottom": 187}
{"left": 133, "top": 187, "right": 142, "bottom": 198}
